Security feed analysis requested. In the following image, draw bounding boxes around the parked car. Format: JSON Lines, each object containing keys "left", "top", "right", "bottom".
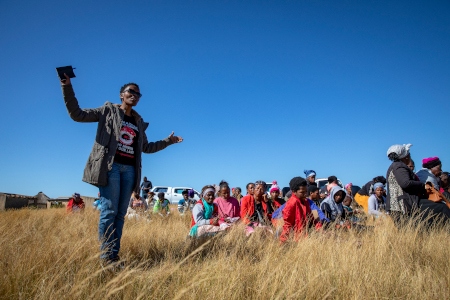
{"left": 150, "top": 186, "right": 200, "bottom": 204}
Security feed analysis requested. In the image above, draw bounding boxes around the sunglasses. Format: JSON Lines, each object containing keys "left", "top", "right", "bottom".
{"left": 124, "top": 89, "right": 142, "bottom": 98}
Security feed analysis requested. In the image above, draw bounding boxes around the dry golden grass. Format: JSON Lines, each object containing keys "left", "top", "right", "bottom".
{"left": 1, "top": 208, "right": 449, "bottom": 300}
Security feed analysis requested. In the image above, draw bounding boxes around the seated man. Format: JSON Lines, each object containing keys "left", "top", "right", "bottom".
{"left": 178, "top": 190, "right": 189, "bottom": 214}
{"left": 153, "top": 192, "right": 170, "bottom": 216}
{"left": 280, "top": 177, "right": 322, "bottom": 243}
{"left": 67, "top": 193, "right": 85, "bottom": 213}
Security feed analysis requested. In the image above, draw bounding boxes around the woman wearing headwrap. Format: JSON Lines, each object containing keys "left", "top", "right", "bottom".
{"left": 354, "top": 176, "right": 386, "bottom": 213}
{"left": 416, "top": 157, "right": 442, "bottom": 190}
{"left": 190, "top": 185, "right": 224, "bottom": 238}
{"left": 320, "top": 186, "right": 347, "bottom": 222}
{"left": 386, "top": 144, "right": 450, "bottom": 226}
{"left": 367, "top": 182, "right": 385, "bottom": 217}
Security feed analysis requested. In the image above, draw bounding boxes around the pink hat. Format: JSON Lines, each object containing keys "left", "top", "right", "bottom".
{"left": 269, "top": 180, "right": 280, "bottom": 192}
{"left": 345, "top": 183, "right": 352, "bottom": 189}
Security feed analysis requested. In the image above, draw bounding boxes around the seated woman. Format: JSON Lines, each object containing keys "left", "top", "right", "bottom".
{"left": 240, "top": 180, "right": 274, "bottom": 235}
{"left": 127, "top": 192, "right": 148, "bottom": 220}
{"left": 269, "top": 181, "right": 286, "bottom": 209}
{"left": 367, "top": 182, "right": 386, "bottom": 218}
{"left": 213, "top": 180, "right": 241, "bottom": 225}
{"left": 416, "top": 157, "right": 442, "bottom": 190}
{"left": 320, "top": 186, "right": 347, "bottom": 223}
{"left": 354, "top": 176, "right": 386, "bottom": 213}
{"left": 190, "top": 185, "right": 226, "bottom": 238}
{"left": 386, "top": 144, "right": 450, "bottom": 227}
{"left": 153, "top": 192, "right": 170, "bottom": 216}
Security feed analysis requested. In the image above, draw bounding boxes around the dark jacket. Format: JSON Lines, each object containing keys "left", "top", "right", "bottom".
{"left": 62, "top": 84, "right": 173, "bottom": 192}
{"left": 386, "top": 161, "right": 427, "bottom": 214}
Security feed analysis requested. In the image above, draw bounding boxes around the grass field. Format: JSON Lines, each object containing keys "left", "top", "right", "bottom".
{"left": 1, "top": 207, "right": 449, "bottom": 299}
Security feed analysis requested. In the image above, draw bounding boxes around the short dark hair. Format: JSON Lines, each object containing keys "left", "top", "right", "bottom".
{"left": 157, "top": 192, "right": 165, "bottom": 198}
{"left": 246, "top": 182, "right": 254, "bottom": 189}
{"left": 120, "top": 83, "right": 140, "bottom": 93}
{"left": 308, "top": 185, "right": 319, "bottom": 195}
{"left": 328, "top": 176, "right": 337, "bottom": 184}
{"left": 289, "top": 177, "right": 307, "bottom": 192}
{"left": 182, "top": 190, "right": 188, "bottom": 195}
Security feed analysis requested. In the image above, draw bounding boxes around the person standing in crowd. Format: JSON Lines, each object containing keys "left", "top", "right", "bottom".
{"left": 367, "top": 182, "right": 385, "bottom": 218}
{"left": 320, "top": 186, "right": 347, "bottom": 222}
{"left": 67, "top": 193, "right": 85, "bottom": 213}
{"left": 59, "top": 74, "right": 183, "bottom": 264}
{"left": 140, "top": 177, "right": 153, "bottom": 200}
{"left": 190, "top": 185, "right": 225, "bottom": 238}
{"left": 214, "top": 181, "right": 241, "bottom": 225}
{"left": 280, "top": 177, "right": 322, "bottom": 243}
{"left": 416, "top": 157, "right": 442, "bottom": 190}
{"left": 354, "top": 176, "right": 386, "bottom": 213}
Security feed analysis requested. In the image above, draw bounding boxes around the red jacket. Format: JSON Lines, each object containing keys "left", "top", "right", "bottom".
{"left": 67, "top": 198, "right": 85, "bottom": 212}
{"left": 280, "top": 194, "right": 321, "bottom": 242}
{"left": 240, "top": 195, "right": 271, "bottom": 225}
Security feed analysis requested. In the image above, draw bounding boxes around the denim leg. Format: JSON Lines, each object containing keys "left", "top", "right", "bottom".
{"left": 98, "top": 163, "right": 121, "bottom": 260}
{"left": 111, "top": 164, "right": 135, "bottom": 258}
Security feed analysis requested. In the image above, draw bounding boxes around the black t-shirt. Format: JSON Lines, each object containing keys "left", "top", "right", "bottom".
{"left": 114, "top": 114, "right": 139, "bottom": 166}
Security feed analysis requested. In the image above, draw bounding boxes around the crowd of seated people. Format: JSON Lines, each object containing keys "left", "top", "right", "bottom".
{"left": 187, "top": 143, "right": 450, "bottom": 241}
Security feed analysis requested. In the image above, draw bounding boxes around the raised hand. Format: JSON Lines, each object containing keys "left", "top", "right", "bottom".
{"left": 60, "top": 73, "right": 71, "bottom": 86}
{"left": 168, "top": 131, "right": 183, "bottom": 143}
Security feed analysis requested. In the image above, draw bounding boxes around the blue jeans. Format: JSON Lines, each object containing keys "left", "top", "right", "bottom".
{"left": 98, "top": 162, "right": 135, "bottom": 260}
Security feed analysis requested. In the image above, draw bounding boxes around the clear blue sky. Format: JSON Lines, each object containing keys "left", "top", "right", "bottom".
{"left": 1, "top": 0, "right": 449, "bottom": 198}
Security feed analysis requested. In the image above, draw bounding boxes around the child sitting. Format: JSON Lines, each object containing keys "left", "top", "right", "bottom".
{"left": 153, "top": 192, "right": 170, "bottom": 216}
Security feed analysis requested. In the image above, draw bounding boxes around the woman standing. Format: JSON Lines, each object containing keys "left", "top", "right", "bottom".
{"left": 59, "top": 74, "right": 183, "bottom": 264}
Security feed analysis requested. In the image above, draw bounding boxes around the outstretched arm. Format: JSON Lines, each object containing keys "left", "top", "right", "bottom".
{"left": 60, "top": 73, "right": 101, "bottom": 123}
{"left": 142, "top": 131, "right": 183, "bottom": 153}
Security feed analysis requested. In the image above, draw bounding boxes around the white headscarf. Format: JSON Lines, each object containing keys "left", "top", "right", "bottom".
{"left": 386, "top": 144, "right": 412, "bottom": 159}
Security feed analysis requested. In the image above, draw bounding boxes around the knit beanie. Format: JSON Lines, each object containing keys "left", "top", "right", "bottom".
{"left": 270, "top": 180, "right": 280, "bottom": 192}
{"left": 304, "top": 170, "right": 316, "bottom": 178}
{"left": 422, "top": 157, "right": 441, "bottom": 169}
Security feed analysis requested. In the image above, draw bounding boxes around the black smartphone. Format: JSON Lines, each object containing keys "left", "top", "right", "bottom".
{"left": 56, "top": 65, "right": 76, "bottom": 81}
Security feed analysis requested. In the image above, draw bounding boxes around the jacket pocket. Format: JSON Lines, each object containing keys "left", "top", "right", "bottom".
{"left": 84, "top": 142, "right": 107, "bottom": 186}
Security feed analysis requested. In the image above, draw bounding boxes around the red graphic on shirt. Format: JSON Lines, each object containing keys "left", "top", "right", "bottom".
{"left": 119, "top": 126, "right": 136, "bottom": 146}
